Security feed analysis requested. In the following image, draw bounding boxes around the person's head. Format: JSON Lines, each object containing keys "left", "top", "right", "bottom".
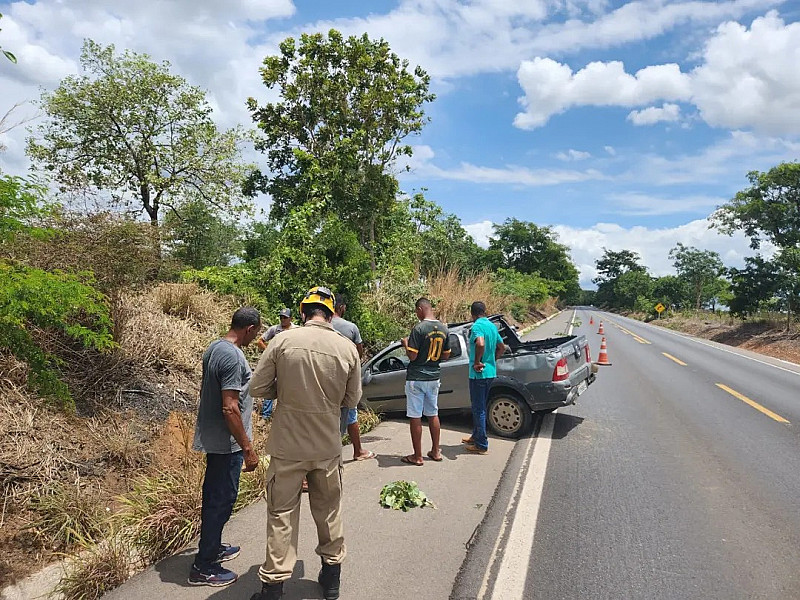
{"left": 470, "top": 301, "right": 487, "bottom": 321}
{"left": 299, "top": 286, "right": 335, "bottom": 323}
{"left": 279, "top": 308, "right": 292, "bottom": 328}
{"left": 230, "top": 306, "right": 262, "bottom": 346}
{"left": 334, "top": 294, "right": 347, "bottom": 317}
{"left": 415, "top": 297, "right": 433, "bottom": 320}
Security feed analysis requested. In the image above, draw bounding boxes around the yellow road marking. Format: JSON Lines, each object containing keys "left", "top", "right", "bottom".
{"left": 662, "top": 352, "right": 687, "bottom": 366}
{"left": 618, "top": 325, "right": 651, "bottom": 344}
{"left": 715, "top": 383, "right": 790, "bottom": 424}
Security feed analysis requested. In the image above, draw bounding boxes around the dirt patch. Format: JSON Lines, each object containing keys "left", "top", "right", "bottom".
{"left": 654, "top": 315, "right": 800, "bottom": 365}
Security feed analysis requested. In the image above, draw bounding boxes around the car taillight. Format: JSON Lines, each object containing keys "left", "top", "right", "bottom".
{"left": 585, "top": 344, "right": 591, "bottom": 363}
{"left": 553, "top": 357, "right": 569, "bottom": 382}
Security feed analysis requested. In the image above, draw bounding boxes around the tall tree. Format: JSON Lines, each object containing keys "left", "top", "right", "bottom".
{"left": 712, "top": 162, "right": 800, "bottom": 250}
{"left": 488, "top": 218, "right": 580, "bottom": 296}
{"left": 163, "top": 198, "right": 241, "bottom": 269}
{"left": 247, "top": 29, "right": 434, "bottom": 269}
{"left": 593, "top": 248, "right": 646, "bottom": 284}
{"left": 613, "top": 270, "right": 654, "bottom": 310}
{"left": 28, "top": 40, "right": 250, "bottom": 230}
{"left": 669, "top": 243, "right": 725, "bottom": 311}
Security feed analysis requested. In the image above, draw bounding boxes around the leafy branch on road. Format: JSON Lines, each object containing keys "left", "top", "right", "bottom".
{"left": 379, "top": 481, "right": 435, "bottom": 511}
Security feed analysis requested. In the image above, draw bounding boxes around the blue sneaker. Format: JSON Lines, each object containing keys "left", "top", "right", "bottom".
{"left": 188, "top": 563, "right": 238, "bottom": 587}
{"left": 216, "top": 543, "right": 240, "bottom": 562}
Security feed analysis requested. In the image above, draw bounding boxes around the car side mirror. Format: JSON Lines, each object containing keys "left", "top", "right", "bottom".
{"left": 362, "top": 371, "right": 373, "bottom": 385}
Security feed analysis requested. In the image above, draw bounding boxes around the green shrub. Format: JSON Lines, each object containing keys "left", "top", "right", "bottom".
{"left": 491, "top": 268, "right": 551, "bottom": 305}
{"left": 0, "top": 263, "right": 114, "bottom": 406}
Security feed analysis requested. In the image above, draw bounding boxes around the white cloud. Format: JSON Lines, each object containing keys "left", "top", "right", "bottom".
{"left": 691, "top": 11, "right": 800, "bottom": 134}
{"left": 604, "top": 145, "right": 617, "bottom": 155}
{"left": 552, "top": 218, "right": 775, "bottom": 288}
{"left": 606, "top": 192, "right": 724, "bottom": 216}
{"left": 514, "top": 59, "right": 690, "bottom": 129}
{"left": 403, "top": 145, "right": 607, "bottom": 186}
{"left": 273, "top": 0, "right": 779, "bottom": 80}
{"left": 555, "top": 149, "right": 592, "bottom": 161}
{"left": 464, "top": 220, "right": 495, "bottom": 247}
{"left": 514, "top": 11, "right": 800, "bottom": 134}
{"left": 627, "top": 102, "right": 681, "bottom": 125}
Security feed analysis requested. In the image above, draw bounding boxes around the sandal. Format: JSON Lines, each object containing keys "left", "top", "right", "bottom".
{"left": 400, "top": 455, "right": 423, "bottom": 466}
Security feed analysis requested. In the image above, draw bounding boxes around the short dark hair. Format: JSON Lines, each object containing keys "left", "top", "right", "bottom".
{"left": 470, "top": 301, "right": 487, "bottom": 317}
{"left": 415, "top": 297, "right": 432, "bottom": 310}
{"left": 302, "top": 304, "right": 333, "bottom": 321}
{"left": 231, "top": 306, "right": 261, "bottom": 329}
{"left": 335, "top": 294, "right": 347, "bottom": 309}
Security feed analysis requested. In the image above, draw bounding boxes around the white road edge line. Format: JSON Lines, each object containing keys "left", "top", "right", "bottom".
{"left": 477, "top": 436, "right": 535, "bottom": 600}
{"left": 477, "top": 310, "right": 573, "bottom": 599}
{"left": 489, "top": 413, "right": 556, "bottom": 600}
{"left": 610, "top": 313, "right": 800, "bottom": 378}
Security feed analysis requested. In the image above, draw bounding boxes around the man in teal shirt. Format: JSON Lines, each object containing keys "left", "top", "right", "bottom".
{"left": 464, "top": 301, "right": 505, "bottom": 454}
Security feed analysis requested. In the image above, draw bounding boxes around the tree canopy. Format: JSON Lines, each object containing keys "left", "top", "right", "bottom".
{"left": 669, "top": 243, "right": 725, "bottom": 310}
{"left": 28, "top": 40, "right": 251, "bottom": 228}
{"left": 247, "top": 29, "right": 434, "bottom": 268}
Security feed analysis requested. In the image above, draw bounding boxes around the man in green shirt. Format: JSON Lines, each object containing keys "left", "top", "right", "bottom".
{"left": 400, "top": 298, "right": 451, "bottom": 466}
{"left": 464, "top": 301, "right": 505, "bottom": 454}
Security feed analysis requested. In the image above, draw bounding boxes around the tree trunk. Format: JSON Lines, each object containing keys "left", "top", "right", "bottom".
{"left": 368, "top": 214, "right": 376, "bottom": 272}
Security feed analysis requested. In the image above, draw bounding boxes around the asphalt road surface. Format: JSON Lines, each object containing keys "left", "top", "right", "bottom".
{"left": 453, "top": 308, "right": 800, "bottom": 600}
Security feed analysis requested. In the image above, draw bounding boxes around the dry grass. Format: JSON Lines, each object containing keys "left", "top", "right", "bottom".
{"left": 87, "top": 413, "right": 154, "bottom": 470}
{"left": 112, "top": 283, "right": 231, "bottom": 373}
{"left": 26, "top": 481, "right": 108, "bottom": 552}
{"left": 426, "top": 269, "right": 517, "bottom": 323}
{"left": 55, "top": 533, "right": 132, "bottom": 600}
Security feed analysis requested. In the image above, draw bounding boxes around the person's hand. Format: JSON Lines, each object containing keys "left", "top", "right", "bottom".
{"left": 401, "top": 337, "right": 408, "bottom": 348}
{"left": 243, "top": 447, "right": 260, "bottom": 472}
{"left": 474, "top": 361, "right": 485, "bottom": 373}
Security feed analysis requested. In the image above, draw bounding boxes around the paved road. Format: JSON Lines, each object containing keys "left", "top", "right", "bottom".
{"left": 453, "top": 309, "right": 800, "bottom": 600}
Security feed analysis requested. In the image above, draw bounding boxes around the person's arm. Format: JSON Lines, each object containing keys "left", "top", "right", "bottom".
{"left": 250, "top": 342, "right": 278, "bottom": 400}
{"left": 440, "top": 329, "right": 452, "bottom": 362}
{"left": 400, "top": 336, "right": 418, "bottom": 361}
{"left": 343, "top": 348, "right": 363, "bottom": 409}
{"left": 495, "top": 341, "right": 506, "bottom": 360}
{"left": 473, "top": 336, "right": 486, "bottom": 372}
{"left": 257, "top": 338, "right": 267, "bottom": 351}
{"left": 352, "top": 325, "right": 365, "bottom": 359}
{"left": 222, "top": 390, "right": 259, "bottom": 471}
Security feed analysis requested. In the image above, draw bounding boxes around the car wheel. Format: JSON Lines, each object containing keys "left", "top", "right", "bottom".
{"left": 487, "top": 393, "right": 532, "bottom": 439}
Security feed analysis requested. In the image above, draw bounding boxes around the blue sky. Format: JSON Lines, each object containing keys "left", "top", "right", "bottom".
{"left": 1, "top": 0, "right": 798, "bottom": 286}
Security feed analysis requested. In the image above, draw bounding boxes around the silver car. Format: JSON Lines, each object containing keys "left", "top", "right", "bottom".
{"left": 360, "top": 315, "right": 596, "bottom": 438}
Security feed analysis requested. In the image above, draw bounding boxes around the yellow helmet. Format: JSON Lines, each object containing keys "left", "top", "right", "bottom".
{"left": 299, "top": 285, "right": 336, "bottom": 315}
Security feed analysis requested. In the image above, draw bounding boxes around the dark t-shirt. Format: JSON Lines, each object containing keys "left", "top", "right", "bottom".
{"left": 406, "top": 319, "right": 450, "bottom": 381}
{"left": 192, "top": 339, "right": 253, "bottom": 454}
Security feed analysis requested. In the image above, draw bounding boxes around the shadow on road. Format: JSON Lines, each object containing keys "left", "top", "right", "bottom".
{"left": 201, "top": 560, "right": 324, "bottom": 600}
{"left": 551, "top": 413, "right": 584, "bottom": 440}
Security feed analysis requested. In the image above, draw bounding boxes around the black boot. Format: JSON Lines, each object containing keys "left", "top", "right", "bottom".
{"left": 318, "top": 561, "right": 341, "bottom": 600}
{"left": 250, "top": 582, "right": 283, "bottom": 600}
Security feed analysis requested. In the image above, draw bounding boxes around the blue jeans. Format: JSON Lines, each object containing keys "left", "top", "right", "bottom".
{"left": 262, "top": 399, "right": 274, "bottom": 419}
{"left": 195, "top": 451, "right": 243, "bottom": 569}
{"left": 469, "top": 378, "right": 493, "bottom": 450}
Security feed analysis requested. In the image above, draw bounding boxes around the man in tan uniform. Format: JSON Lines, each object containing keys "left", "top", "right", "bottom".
{"left": 249, "top": 286, "right": 361, "bottom": 600}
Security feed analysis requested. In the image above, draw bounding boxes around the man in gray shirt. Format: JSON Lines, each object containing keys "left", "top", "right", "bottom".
{"left": 332, "top": 295, "right": 374, "bottom": 462}
{"left": 189, "top": 307, "right": 261, "bottom": 588}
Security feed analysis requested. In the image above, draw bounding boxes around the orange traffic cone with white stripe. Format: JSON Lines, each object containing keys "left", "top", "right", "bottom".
{"left": 597, "top": 321, "right": 604, "bottom": 335}
{"left": 596, "top": 337, "right": 612, "bottom": 366}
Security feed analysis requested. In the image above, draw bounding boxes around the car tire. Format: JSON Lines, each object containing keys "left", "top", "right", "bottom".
{"left": 487, "top": 392, "right": 533, "bottom": 439}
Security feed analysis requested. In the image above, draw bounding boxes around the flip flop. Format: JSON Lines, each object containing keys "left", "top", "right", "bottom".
{"left": 354, "top": 450, "right": 377, "bottom": 461}
{"left": 400, "top": 455, "right": 423, "bottom": 466}
{"left": 427, "top": 451, "right": 443, "bottom": 462}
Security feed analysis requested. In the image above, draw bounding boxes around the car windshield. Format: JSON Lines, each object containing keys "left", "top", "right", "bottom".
{"left": 371, "top": 345, "right": 409, "bottom": 373}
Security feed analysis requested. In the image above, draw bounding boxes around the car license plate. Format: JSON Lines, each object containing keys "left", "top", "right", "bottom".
{"left": 577, "top": 380, "right": 588, "bottom": 395}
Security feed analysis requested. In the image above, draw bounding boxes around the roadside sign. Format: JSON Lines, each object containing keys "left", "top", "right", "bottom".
{"left": 655, "top": 303, "right": 665, "bottom": 314}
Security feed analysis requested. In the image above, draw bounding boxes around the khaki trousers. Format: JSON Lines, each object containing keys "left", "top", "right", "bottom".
{"left": 258, "top": 455, "right": 345, "bottom": 584}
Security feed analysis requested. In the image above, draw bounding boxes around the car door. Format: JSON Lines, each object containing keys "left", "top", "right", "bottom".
{"left": 437, "top": 332, "right": 470, "bottom": 409}
{"left": 361, "top": 343, "right": 409, "bottom": 413}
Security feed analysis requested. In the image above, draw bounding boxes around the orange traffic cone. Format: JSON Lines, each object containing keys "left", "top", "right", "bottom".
{"left": 596, "top": 337, "right": 612, "bottom": 366}
{"left": 589, "top": 316, "right": 594, "bottom": 325}
{"left": 597, "top": 321, "right": 604, "bottom": 335}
